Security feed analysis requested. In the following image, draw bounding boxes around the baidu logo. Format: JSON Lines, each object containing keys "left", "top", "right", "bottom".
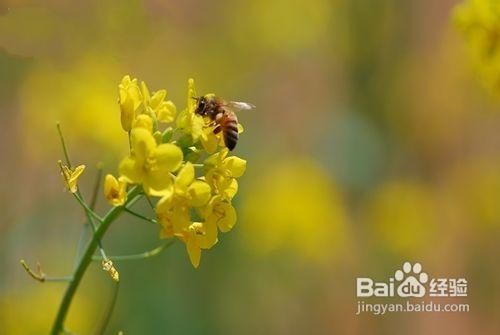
{"left": 356, "top": 261, "right": 467, "bottom": 298}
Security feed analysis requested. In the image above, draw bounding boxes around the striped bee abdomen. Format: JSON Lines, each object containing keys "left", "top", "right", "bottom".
{"left": 221, "top": 113, "right": 239, "bottom": 150}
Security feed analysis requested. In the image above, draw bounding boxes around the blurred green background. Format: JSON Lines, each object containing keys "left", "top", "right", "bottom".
{"left": 0, "top": 0, "right": 499, "bottom": 334}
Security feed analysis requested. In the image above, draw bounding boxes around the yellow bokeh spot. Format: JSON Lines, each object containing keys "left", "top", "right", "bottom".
{"left": 364, "top": 180, "right": 438, "bottom": 256}
{"left": 446, "top": 159, "right": 500, "bottom": 229}
{"left": 240, "top": 158, "right": 348, "bottom": 263}
{"left": 0, "top": 286, "right": 93, "bottom": 334}
{"left": 19, "top": 59, "right": 125, "bottom": 160}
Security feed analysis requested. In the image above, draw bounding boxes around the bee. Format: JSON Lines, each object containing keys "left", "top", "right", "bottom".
{"left": 194, "top": 94, "right": 254, "bottom": 151}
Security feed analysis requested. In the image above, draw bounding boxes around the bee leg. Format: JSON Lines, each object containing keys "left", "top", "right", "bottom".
{"left": 213, "top": 126, "right": 222, "bottom": 134}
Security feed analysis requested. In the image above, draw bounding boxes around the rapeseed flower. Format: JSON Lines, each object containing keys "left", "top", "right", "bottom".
{"left": 132, "top": 114, "right": 154, "bottom": 133}
{"left": 118, "top": 75, "right": 142, "bottom": 131}
{"left": 119, "top": 128, "right": 183, "bottom": 196}
{"left": 176, "top": 78, "right": 204, "bottom": 141}
{"left": 156, "top": 162, "right": 211, "bottom": 240}
{"left": 140, "top": 81, "right": 177, "bottom": 124}
{"left": 112, "top": 75, "right": 247, "bottom": 267}
{"left": 103, "top": 174, "right": 127, "bottom": 206}
{"left": 204, "top": 148, "right": 246, "bottom": 195}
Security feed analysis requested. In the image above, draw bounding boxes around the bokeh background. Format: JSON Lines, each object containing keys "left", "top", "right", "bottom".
{"left": 1, "top": 0, "right": 500, "bottom": 334}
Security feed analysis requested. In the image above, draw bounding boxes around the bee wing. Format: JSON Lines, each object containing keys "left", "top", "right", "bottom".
{"left": 226, "top": 101, "right": 255, "bottom": 111}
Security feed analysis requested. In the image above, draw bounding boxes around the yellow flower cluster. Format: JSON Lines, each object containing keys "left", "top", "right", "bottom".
{"left": 454, "top": 0, "right": 500, "bottom": 94}
{"left": 104, "top": 76, "right": 247, "bottom": 267}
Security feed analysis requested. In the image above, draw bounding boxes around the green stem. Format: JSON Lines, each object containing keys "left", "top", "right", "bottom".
{"left": 73, "top": 192, "right": 103, "bottom": 222}
{"left": 73, "top": 191, "right": 107, "bottom": 260}
{"left": 123, "top": 207, "right": 157, "bottom": 224}
{"left": 91, "top": 239, "right": 175, "bottom": 261}
{"left": 50, "top": 186, "right": 141, "bottom": 335}
{"left": 56, "top": 123, "right": 72, "bottom": 168}
{"left": 74, "top": 166, "right": 102, "bottom": 268}
{"left": 144, "top": 194, "right": 155, "bottom": 210}
{"left": 89, "top": 165, "right": 103, "bottom": 210}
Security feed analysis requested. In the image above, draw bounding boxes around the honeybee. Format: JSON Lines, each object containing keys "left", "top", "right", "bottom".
{"left": 194, "top": 94, "right": 254, "bottom": 151}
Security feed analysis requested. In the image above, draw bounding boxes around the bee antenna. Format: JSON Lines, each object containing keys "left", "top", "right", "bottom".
{"left": 191, "top": 96, "right": 199, "bottom": 100}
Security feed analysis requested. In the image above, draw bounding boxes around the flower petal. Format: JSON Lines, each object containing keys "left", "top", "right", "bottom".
{"left": 187, "top": 78, "right": 197, "bottom": 111}
{"left": 141, "top": 81, "right": 151, "bottom": 104}
{"left": 216, "top": 202, "right": 237, "bottom": 232}
{"left": 156, "top": 189, "right": 175, "bottom": 213}
{"left": 200, "top": 127, "right": 219, "bottom": 153}
{"left": 150, "top": 89, "right": 166, "bottom": 109}
{"left": 187, "top": 237, "right": 201, "bottom": 268}
{"left": 130, "top": 128, "right": 156, "bottom": 160}
{"left": 120, "top": 96, "right": 135, "bottom": 131}
{"left": 199, "top": 219, "right": 218, "bottom": 249}
{"left": 223, "top": 156, "right": 246, "bottom": 178}
{"left": 157, "top": 101, "right": 177, "bottom": 123}
{"left": 132, "top": 114, "right": 153, "bottom": 133}
{"left": 176, "top": 162, "right": 195, "bottom": 188}
{"left": 104, "top": 174, "right": 127, "bottom": 206}
{"left": 119, "top": 156, "right": 142, "bottom": 184}
{"left": 172, "top": 206, "right": 191, "bottom": 233}
{"left": 143, "top": 171, "right": 174, "bottom": 196}
{"left": 191, "top": 114, "right": 205, "bottom": 141}
{"left": 153, "top": 143, "right": 183, "bottom": 172}
{"left": 187, "top": 181, "right": 211, "bottom": 207}
{"left": 223, "top": 178, "right": 238, "bottom": 200}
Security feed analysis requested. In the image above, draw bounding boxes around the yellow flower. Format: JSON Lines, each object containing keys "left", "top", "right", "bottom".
{"left": 132, "top": 114, "right": 153, "bottom": 133}
{"left": 200, "top": 123, "right": 245, "bottom": 153}
{"left": 157, "top": 206, "right": 191, "bottom": 239}
{"left": 119, "top": 128, "right": 183, "bottom": 196}
{"left": 176, "top": 78, "right": 204, "bottom": 141}
{"left": 118, "top": 75, "right": 142, "bottom": 132}
{"left": 156, "top": 162, "right": 211, "bottom": 238}
{"left": 181, "top": 221, "right": 217, "bottom": 268}
{"left": 103, "top": 174, "right": 127, "bottom": 206}
{"left": 58, "top": 161, "right": 85, "bottom": 193}
{"left": 204, "top": 148, "right": 246, "bottom": 195}
{"left": 204, "top": 195, "right": 237, "bottom": 232}
{"left": 200, "top": 126, "right": 220, "bottom": 153}
{"left": 196, "top": 195, "right": 237, "bottom": 250}
{"left": 141, "top": 81, "right": 177, "bottom": 123}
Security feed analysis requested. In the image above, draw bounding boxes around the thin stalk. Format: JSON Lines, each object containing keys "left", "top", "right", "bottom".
{"left": 73, "top": 192, "right": 103, "bottom": 222}
{"left": 92, "top": 239, "right": 175, "bottom": 261}
{"left": 95, "top": 281, "right": 120, "bottom": 335}
{"left": 56, "top": 123, "right": 72, "bottom": 168}
{"left": 144, "top": 194, "right": 155, "bottom": 210}
{"left": 74, "top": 191, "right": 107, "bottom": 260}
{"left": 123, "top": 207, "right": 157, "bottom": 224}
{"left": 89, "top": 165, "right": 103, "bottom": 210}
{"left": 57, "top": 124, "right": 107, "bottom": 262}
{"left": 50, "top": 186, "right": 141, "bottom": 335}
{"left": 20, "top": 260, "right": 73, "bottom": 283}
{"left": 74, "top": 166, "right": 102, "bottom": 267}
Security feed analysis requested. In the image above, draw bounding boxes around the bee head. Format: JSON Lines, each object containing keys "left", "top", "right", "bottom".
{"left": 195, "top": 94, "right": 217, "bottom": 116}
{"left": 193, "top": 96, "right": 206, "bottom": 115}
